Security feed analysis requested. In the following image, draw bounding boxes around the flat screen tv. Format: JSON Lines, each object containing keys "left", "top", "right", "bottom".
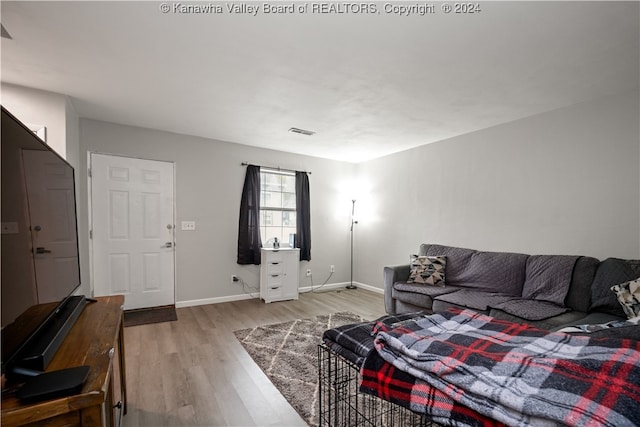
{"left": 1, "top": 107, "right": 85, "bottom": 382}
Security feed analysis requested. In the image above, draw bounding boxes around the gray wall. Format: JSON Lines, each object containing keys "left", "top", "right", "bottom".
{"left": 355, "top": 91, "right": 640, "bottom": 290}
{"left": 1, "top": 84, "right": 72, "bottom": 162}
{"left": 79, "top": 120, "right": 356, "bottom": 305}
{"left": 8, "top": 85, "right": 639, "bottom": 305}
{"left": 1, "top": 84, "right": 86, "bottom": 292}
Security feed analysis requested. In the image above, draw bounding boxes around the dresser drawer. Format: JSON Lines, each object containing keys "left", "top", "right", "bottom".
{"left": 266, "top": 274, "right": 283, "bottom": 287}
{"left": 266, "top": 285, "right": 283, "bottom": 299}
{"left": 266, "top": 251, "right": 284, "bottom": 263}
{"left": 267, "top": 262, "right": 284, "bottom": 276}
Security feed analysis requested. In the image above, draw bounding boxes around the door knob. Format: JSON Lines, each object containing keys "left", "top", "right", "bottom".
{"left": 163, "top": 242, "right": 173, "bottom": 248}
{"left": 36, "top": 247, "right": 52, "bottom": 254}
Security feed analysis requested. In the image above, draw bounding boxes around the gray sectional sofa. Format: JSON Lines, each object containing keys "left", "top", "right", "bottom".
{"left": 384, "top": 243, "right": 640, "bottom": 338}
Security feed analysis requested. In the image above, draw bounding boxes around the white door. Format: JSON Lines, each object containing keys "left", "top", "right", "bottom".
{"left": 22, "top": 149, "right": 80, "bottom": 303}
{"left": 90, "top": 154, "right": 175, "bottom": 310}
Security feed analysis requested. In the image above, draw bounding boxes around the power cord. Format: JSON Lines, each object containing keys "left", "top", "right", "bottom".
{"left": 237, "top": 276, "right": 260, "bottom": 298}
{"left": 308, "top": 271, "right": 334, "bottom": 293}
{"left": 236, "top": 271, "right": 336, "bottom": 297}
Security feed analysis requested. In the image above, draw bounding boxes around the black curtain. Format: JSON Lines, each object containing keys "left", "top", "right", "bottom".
{"left": 296, "top": 171, "right": 311, "bottom": 261}
{"left": 237, "top": 165, "right": 262, "bottom": 265}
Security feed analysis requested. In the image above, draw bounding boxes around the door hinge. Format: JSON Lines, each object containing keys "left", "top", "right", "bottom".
{"left": 89, "top": 229, "right": 93, "bottom": 239}
{"left": 88, "top": 168, "right": 92, "bottom": 177}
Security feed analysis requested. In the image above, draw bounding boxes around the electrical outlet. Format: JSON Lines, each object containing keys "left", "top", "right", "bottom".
{"left": 306, "top": 269, "right": 311, "bottom": 277}
{"left": 232, "top": 275, "right": 239, "bottom": 282}
{"left": 330, "top": 265, "right": 335, "bottom": 273}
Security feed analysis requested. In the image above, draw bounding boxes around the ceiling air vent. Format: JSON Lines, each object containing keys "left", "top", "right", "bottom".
{"left": 288, "top": 127, "right": 315, "bottom": 136}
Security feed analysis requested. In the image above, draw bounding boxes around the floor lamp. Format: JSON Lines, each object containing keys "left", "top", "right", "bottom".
{"left": 347, "top": 199, "right": 358, "bottom": 290}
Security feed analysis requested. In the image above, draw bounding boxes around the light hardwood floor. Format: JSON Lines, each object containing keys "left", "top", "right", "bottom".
{"left": 122, "top": 288, "right": 386, "bottom": 427}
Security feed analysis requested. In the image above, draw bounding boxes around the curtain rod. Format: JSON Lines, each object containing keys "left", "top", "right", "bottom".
{"left": 241, "top": 162, "right": 311, "bottom": 175}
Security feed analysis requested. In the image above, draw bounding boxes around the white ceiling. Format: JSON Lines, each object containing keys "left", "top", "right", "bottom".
{"left": 1, "top": 1, "right": 638, "bottom": 163}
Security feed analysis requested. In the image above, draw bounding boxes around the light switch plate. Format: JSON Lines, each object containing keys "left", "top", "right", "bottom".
{"left": 181, "top": 221, "right": 196, "bottom": 231}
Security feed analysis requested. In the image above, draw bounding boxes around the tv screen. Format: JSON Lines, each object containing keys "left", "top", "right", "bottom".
{"left": 1, "top": 107, "right": 82, "bottom": 376}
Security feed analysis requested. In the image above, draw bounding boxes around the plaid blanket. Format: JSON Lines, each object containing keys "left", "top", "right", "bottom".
{"left": 362, "top": 351, "right": 506, "bottom": 427}
{"left": 362, "top": 309, "right": 640, "bottom": 427}
{"left": 322, "top": 312, "right": 428, "bottom": 366}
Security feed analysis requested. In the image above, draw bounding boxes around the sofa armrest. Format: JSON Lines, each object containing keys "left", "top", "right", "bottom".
{"left": 383, "top": 264, "right": 411, "bottom": 314}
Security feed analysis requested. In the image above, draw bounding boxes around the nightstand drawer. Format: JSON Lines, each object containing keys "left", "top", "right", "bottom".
{"left": 267, "top": 251, "right": 284, "bottom": 263}
{"left": 266, "top": 274, "right": 283, "bottom": 287}
{"left": 267, "top": 262, "right": 284, "bottom": 276}
{"left": 266, "top": 285, "right": 283, "bottom": 299}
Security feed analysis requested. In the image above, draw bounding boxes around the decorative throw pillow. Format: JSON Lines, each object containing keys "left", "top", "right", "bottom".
{"left": 611, "top": 278, "right": 640, "bottom": 319}
{"left": 407, "top": 255, "right": 446, "bottom": 287}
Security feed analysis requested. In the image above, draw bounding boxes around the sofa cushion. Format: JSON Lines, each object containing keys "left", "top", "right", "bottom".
{"left": 490, "top": 298, "right": 570, "bottom": 321}
{"left": 590, "top": 258, "right": 640, "bottom": 317}
{"left": 564, "top": 256, "right": 600, "bottom": 313}
{"left": 521, "top": 255, "right": 579, "bottom": 306}
{"left": 489, "top": 308, "right": 587, "bottom": 331}
{"left": 432, "top": 290, "right": 515, "bottom": 313}
{"left": 611, "top": 278, "right": 640, "bottom": 319}
{"left": 421, "top": 244, "right": 474, "bottom": 280}
{"left": 407, "top": 255, "right": 446, "bottom": 287}
{"left": 432, "top": 299, "right": 486, "bottom": 314}
{"left": 423, "top": 244, "right": 527, "bottom": 295}
{"left": 569, "top": 324, "right": 640, "bottom": 340}
{"left": 392, "top": 283, "right": 461, "bottom": 311}
{"left": 396, "top": 299, "right": 432, "bottom": 315}
{"left": 393, "top": 282, "right": 461, "bottom": 297}
{"left": 550, "top": 312, "right": 629, "bottom": 330}
{"left": 551, "top": 315, "right": 640, "bottom": 340}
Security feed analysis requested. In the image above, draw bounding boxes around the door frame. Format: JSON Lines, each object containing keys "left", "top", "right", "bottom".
{"left": 87, "top": 152, "right": 177, "bottom": 306}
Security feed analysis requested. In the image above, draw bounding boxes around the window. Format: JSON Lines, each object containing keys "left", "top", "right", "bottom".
{"left": 260, "top": 169, "right": 296, "bottom": 247}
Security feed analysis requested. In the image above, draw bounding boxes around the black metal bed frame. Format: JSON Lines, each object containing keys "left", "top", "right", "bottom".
{"left": 317, "top": 344, "right": 441, "bottom": 427}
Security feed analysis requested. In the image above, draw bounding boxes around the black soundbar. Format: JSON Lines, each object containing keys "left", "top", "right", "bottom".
{"left": 18, "top": 295, "right": 87, "bottom": 371}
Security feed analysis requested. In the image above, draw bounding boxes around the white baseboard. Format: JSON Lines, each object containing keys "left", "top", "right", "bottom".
{"left": 353, "top": 282, "right": 384, "bottom": 294}
{"left": 299, "top": 281, "right": 349, "bottom": 293}
{"left": 175, "top": 281, "right": 383, "bottom": 308}
{"left": 175, "top": 293, "right": 256, "bottom": 308}
{"left": 299, "top": 281, "right": 383, "bottom": 294}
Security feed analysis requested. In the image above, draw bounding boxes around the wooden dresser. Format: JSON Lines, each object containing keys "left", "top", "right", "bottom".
{"left": 1, "top": 295, "right": 127, "bottom": 427}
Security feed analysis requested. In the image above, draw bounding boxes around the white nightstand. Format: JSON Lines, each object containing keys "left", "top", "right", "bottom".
{"left": 260, "top": 248, "right": 300, "bottom": 303}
